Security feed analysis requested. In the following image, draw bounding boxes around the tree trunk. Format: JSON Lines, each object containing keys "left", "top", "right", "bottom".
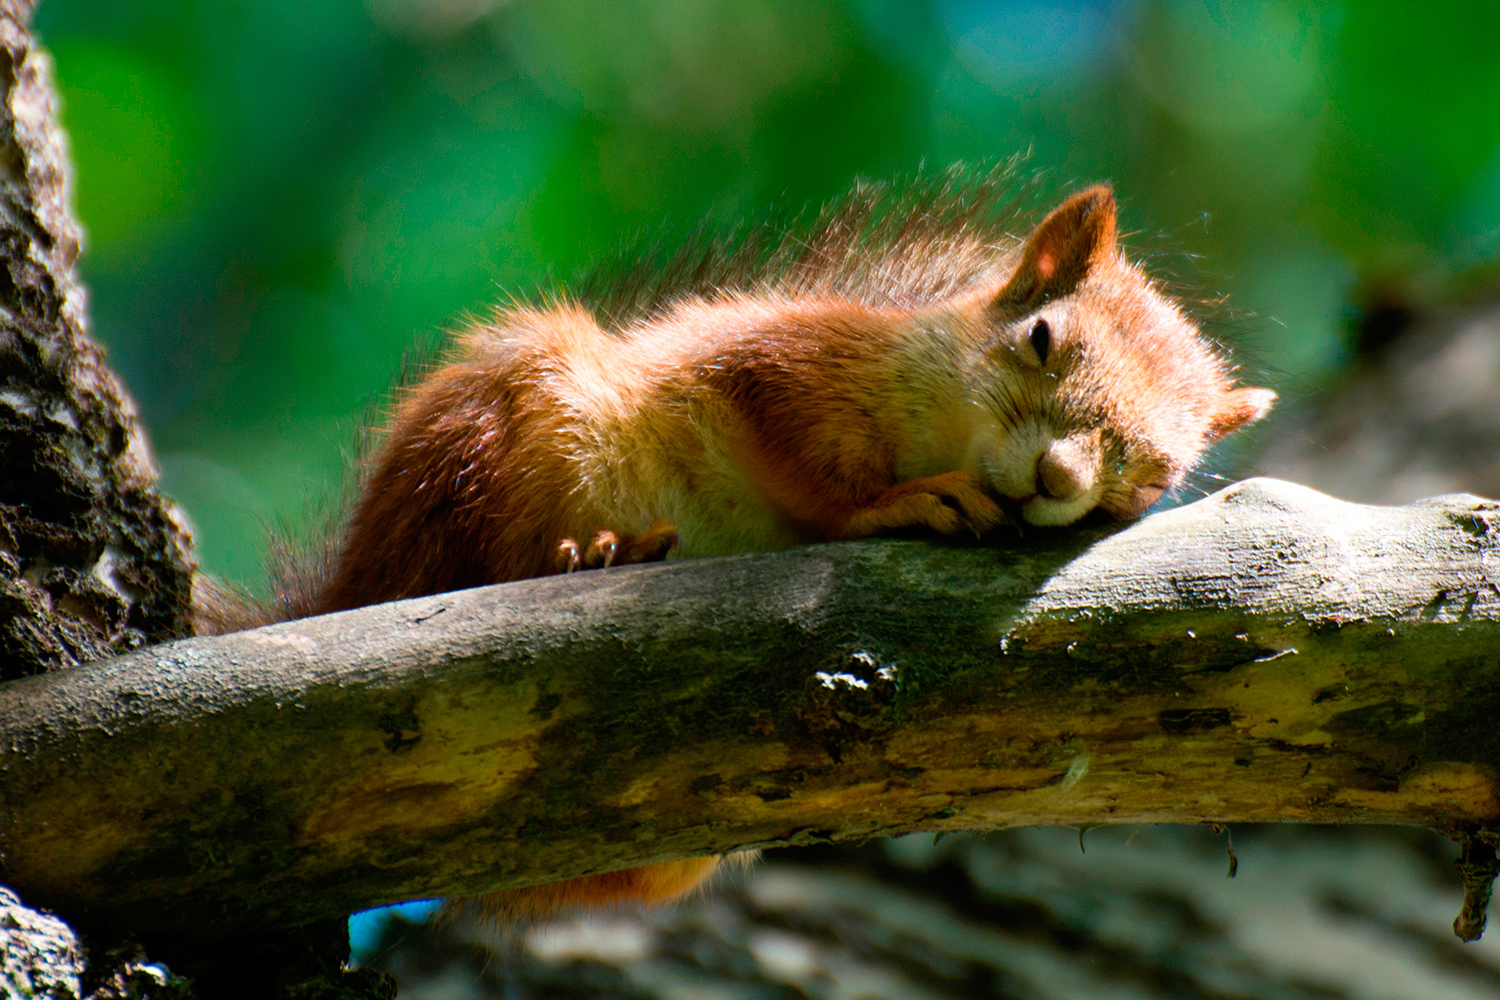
{"left": 0, "top": 0, "right": 193, "bottom": 680}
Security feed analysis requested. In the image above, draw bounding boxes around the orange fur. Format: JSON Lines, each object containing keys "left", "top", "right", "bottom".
{"left": 307, "top": 172, "right": 1274, "bottom": 917}
{"left": 474, "top": 858, "right": 723, "bottom": 922}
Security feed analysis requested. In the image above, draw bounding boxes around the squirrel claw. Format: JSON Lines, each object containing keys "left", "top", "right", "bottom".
{"left": 585, "top": 530, "right": 621, "bottom": 569}
{"left": 555, "top": 538, "right": 583, "bottom": 574}
{"left": 559, "top": 520, "right": 680, "bottom": 573}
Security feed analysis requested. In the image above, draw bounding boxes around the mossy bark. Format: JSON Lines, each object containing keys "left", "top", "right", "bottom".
{"left": 1, "top": 478, "right": 1494, "bottom": 941}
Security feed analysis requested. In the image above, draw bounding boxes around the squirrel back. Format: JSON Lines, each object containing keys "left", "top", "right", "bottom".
{"left": 203, "top": 164, "right": 1275, "bottom": 917}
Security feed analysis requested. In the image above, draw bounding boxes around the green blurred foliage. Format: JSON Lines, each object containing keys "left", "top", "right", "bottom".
{"left": 47, "top": 40, "right": 201, "bottom": 248}
{"left": 32, "top": 0, "right": 1500, "bottom": 583}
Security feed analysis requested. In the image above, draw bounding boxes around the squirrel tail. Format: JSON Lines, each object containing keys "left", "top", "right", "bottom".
{"left": 458, "top": 854, "right": 764, "bottom": 923}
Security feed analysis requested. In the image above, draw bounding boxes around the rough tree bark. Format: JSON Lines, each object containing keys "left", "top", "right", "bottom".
{"left": 0, "top": 3, "right": 192, "bottom": 675}
{"left": 2, "top": 478, "right": 1496, "bottom": 945}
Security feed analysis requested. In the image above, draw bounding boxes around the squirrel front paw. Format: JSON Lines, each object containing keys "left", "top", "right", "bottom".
{"left": 554, "top": 518, "right": 680, "bottom": 573}
{"left": 844, "top": 471, "right": 1008, "bottom": 539}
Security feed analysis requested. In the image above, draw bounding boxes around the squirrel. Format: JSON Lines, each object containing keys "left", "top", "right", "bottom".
{"left": 207, "top": 166, "right": 1275, "bottom": 919}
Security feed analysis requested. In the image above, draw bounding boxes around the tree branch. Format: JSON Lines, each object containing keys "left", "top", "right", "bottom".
{"left": 1, "top": 477, "right": 1497, "bottom": 941}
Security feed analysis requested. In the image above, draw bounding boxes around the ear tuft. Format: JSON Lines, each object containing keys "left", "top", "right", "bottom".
{"left": 995, "top": 184, "right": 1118, "bottom": 310}
{"left": 1207, "top": 386, "right": 1276, "bottom": 441}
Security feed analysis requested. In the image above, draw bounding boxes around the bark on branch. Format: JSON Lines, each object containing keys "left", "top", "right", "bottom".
{"left": 1, "top": 477, "right": 1497, "bottom": 942}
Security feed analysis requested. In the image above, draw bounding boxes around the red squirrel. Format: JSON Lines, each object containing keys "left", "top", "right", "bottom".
{"left": 230, "top": 168, "right": 1274, "bottom": 918}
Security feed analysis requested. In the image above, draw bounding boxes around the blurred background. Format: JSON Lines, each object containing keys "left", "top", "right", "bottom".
{"left": 32, "top": 0, "right": 1500, "bottom": 996}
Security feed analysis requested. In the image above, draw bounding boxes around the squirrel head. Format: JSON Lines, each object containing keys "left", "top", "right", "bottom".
{"left": 962, "top": 185, "right": 1275, "bottom": 526}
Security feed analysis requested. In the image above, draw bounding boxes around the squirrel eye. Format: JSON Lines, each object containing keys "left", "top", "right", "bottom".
{"left": 1029, "top": 319, "right": 1051, "bottom": 366}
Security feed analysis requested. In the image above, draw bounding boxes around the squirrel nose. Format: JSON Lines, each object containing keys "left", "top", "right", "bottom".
{"left": 1035, "top": 437, "right": 1097, "bottom": 502}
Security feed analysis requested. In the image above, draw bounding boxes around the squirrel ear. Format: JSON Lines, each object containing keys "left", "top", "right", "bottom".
{"left": 1207, "top": 386, "right": 1276, "bottom": 441}
{"left": 995, "top": 185, "right": 1118, "bottom": 310}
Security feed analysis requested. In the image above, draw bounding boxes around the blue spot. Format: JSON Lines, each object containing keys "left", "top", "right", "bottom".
{"left": 348, "top": 899, "right": 443, "bottom": 963}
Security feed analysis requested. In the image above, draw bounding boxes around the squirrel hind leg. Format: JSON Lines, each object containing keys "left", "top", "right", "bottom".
{"left": 556, "top": 519, "right": 680, "bottom": 573}
{"left": 468, "top": 857, "right": 723, "bottom": 923}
